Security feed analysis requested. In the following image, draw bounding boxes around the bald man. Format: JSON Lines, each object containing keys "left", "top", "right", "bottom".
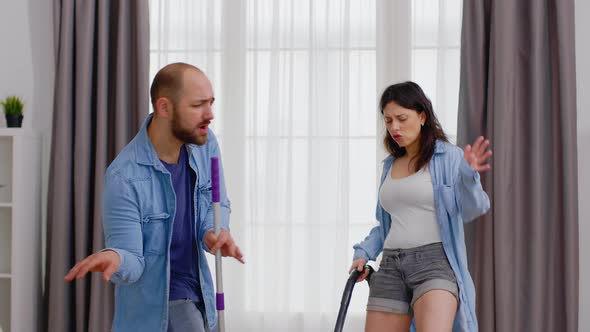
{"left": 65, "top": 63, "right": 243, "bottom": 332}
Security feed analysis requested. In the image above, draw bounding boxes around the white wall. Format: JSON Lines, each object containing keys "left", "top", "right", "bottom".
{"left": 0, "top": 0, "right": 54, "bottom": 130}
{"left": 576, "top": 0, "right": 590, "bottom": 331}
{"left": 0, "top": 1, "right": 33, "bottom": 127}
{"left": 0, "top": 0, "right": 55, "bottom": 294}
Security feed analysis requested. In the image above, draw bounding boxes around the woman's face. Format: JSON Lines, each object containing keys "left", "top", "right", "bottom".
{"left": 382, "top": 101, "right": 425, "bottom": 150}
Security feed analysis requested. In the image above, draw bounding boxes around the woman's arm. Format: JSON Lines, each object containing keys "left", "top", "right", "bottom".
{"left": 353, "top": 223, "right": 384, "bottom": 261}
{"left": 453, "top": 137, "right": 492, "bottom": 222}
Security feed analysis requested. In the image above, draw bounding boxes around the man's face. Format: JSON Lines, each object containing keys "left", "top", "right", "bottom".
{"left": 171, "top": 70, "right": 215, "bottom": 145}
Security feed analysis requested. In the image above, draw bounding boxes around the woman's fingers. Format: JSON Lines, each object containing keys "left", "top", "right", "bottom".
{"left": 464, "top": 144, "right": 472, "bottom": 157}
{"left": 477, "top": 139, "right": 490, "bottom": 156}
{"left": 349, "top": 258, "right": 367, "bottom": 273}
{"left": 480, "top": 149, "right": 493, "bottom": 162}
{"left": 471, "top": 136, "right": 484, "bottom": 153}
{"left": 479, "top": 164, "right": 491, "bottom": 172}
{"left": 357, "top": 268, "right": 370, "bottom": 282}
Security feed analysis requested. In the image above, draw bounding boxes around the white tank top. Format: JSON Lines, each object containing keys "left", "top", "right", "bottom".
{"left": 379, "top": 166, "right": 441, "bottom": 249}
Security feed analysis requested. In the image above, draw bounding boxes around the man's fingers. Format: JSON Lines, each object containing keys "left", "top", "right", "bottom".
{"left": 103, "top": 265, "right": 116, "bottom": 282}
{"left": 75, "top": 260, "right": 96, "bottom": 280}
{"left": 222, "top": 242, "right": 245, "bottom": 263}
{"left": 64, "top": 262, "right": 83, "bottom": 281}
{"left": 65, "top": 256, "right": 94, "bottom": 281}
{"left": 209, "top": 231, "right": 245, "bottom": 263}
{"left": 226, "top": 243, "right": 237, "bottom": 257}
{"left": 235, "top": 245, "right": 244, "bottom": 261}
{"left": 210, "top": 231, "right": 230, "bottom": 253}
{"left": 233, "top": 246, "right": 245, "bottom": 264}
{"left": 64, "top": 252, "right": 120, "bottom": 283}
{"left": 203, "top": 232, "right": 216, "bottom": 251}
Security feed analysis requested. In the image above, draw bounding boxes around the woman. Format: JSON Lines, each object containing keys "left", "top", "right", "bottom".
{"left": 351, "top": 82, "right": 491, "bottom": 332}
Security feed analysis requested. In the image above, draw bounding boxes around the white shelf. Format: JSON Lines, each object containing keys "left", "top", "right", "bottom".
{"left": 0, "top": 131, "right": 41, "bottom": 332}
{"left": 0, "top": 128, "right": 35, "bottom": 137}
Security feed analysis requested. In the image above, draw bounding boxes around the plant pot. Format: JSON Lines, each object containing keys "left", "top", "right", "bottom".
{"left": 5, "top": 114, "right": 23, "bottom": 128}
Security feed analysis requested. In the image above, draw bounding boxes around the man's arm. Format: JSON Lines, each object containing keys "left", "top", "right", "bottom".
{"left": 65, "top": 173, "right": 145, "bottom": 284}
{"left": 101, "top": 173, "right": 145, "bottom": 284}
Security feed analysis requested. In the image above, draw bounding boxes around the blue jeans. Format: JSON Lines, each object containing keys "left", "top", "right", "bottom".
{"left": 168, "top": 299, "right": 208, "bottom": 332}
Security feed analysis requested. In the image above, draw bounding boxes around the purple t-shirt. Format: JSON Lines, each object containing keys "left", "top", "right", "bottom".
{"left": 161, "top": 146, "right": 201, "bottom": 303}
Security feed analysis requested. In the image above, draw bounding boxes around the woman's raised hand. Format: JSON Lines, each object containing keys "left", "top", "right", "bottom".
{"left": 464, "top": 136, "right": 493, "bottom": 172}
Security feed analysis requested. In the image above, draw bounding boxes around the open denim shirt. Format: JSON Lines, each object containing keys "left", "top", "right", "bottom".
{"left": 103, "top": 114, "right": 231, "bottom": 332}
{"left": 353, "top": 140, "right": 490, "bottom": 332}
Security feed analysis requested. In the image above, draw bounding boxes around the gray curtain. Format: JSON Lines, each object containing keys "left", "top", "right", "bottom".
{"left": 44, "top": 1, "right": 149, "bottom": 331}
{"left": 458, "top": 1, "right": 578, "bottom": 331}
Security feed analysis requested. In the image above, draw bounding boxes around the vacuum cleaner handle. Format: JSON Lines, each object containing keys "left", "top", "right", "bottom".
{"left": 334, "top": 266, "right": 374, "bottom": 332}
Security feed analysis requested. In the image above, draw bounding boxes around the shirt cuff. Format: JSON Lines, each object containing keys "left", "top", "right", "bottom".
{"left": 353, "top": 248, "right": 370, "bottom": 261}
{"left": 100, "top": 248, "right": 125, "bottom": 283}
{"left": 459, "top": 160, "right": 480, "bottom": 186}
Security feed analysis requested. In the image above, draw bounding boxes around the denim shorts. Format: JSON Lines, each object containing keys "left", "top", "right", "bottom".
{"left": 367, "top": 242, "right": 459, "bottom": 316}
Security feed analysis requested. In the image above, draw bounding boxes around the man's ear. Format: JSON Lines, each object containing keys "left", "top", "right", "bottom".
{"left": 154, "top": 97, "right": 173, "bottom": 118}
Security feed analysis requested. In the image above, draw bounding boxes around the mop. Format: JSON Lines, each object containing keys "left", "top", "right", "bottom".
{"left": 211, "top": 157, "right": 225, "bottom": 332}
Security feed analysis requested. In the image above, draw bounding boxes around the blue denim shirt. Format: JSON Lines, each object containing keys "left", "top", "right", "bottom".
{"left": 102, "top": 114, "right": 231, "bottom": 332}
{"left": 353, "top": 140, "right": 490, "bottom": 332}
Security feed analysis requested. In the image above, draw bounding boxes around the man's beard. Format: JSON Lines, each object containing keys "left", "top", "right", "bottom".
{"left": 171, "top": 115, "right": 208, "bottom": 146}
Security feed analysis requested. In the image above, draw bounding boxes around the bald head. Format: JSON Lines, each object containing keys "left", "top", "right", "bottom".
{"left": 150, "top": 62, "right": 204, "bottom": 111}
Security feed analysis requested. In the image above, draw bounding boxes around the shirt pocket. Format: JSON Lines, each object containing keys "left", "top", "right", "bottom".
{"left": 197, "top": 185, "right": 212, "bottom": 219}
{"left": 436, "top": 184, "right": 458, "bottom": 217}
{"left": 142, "top": 212, "right": 170, "bottom": 256}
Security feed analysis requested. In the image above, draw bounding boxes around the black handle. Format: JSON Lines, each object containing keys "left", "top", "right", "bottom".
{"left": 334, "top": 266, "right": 373, "bottom": 332}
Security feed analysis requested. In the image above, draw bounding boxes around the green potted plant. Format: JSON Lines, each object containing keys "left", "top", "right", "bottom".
{"left": 1, "top": 95, "right": 24, "bottom": 128}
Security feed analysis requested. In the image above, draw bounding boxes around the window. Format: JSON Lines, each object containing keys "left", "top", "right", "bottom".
{"left": 149, "top": 0, "right": 461, "bottom": 329}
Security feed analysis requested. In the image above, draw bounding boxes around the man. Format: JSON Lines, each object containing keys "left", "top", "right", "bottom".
{"left": 65, "top": 63, "right": 243, "bottom": 332}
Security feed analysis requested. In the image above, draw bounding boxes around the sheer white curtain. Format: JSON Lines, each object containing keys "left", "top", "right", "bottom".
{"left": 411, "top": 0, "right": 463, "bottom": 142}
{"left": 149, "top": 0, "right": 461, "bottom": 330}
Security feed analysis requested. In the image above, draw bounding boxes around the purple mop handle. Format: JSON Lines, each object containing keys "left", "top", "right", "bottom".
{"left": 211, "top": 157, "right": 220, "bottom": 203}
{"left": 211, "top": 157, "right": 225, "bottom": 326}
{"left": 217, "top": 293, "right": 225, "bottom": 311}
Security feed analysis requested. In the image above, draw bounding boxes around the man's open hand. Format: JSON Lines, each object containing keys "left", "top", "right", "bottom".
{"left": 64, "top": 250, "right": 121, "bottom": 282}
